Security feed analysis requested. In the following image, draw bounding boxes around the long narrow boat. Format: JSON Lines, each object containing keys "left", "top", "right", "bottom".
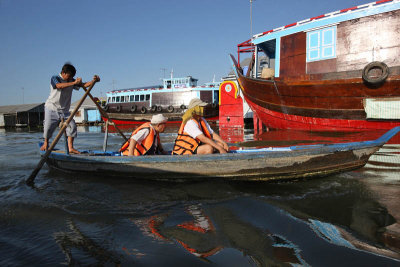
{"left": 42, "top": 127, "right": 400, "bottom": 181}
{"left": 232, "top": 0, "right": 400, "bottom": 131}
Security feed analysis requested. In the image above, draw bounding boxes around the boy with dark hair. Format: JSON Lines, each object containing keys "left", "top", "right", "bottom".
{"left": 40, "top": 63, "right": 100, "bottom": 153}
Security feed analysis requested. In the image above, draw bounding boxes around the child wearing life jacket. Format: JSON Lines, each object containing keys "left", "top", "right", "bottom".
{"left": 173, "top": 98, "right": 229, "bottom": 155}
{"left": 120, "top": 114, "right": 168, "bottom": 156}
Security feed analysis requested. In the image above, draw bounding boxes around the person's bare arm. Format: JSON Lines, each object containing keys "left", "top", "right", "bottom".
{"left": 55, "top": 77, "right": 82, "bottom": 89}
{"left": 127, "top": 139, "right": 137, "bottom": 156}
{"left": 81, "top": 75, "right": 100, "bottom": 88}
{"left": 196, "top": 134, "right": 227, "bottom": 154}
{"left": 212, "top": 132, "right": 229, "bottom": 151}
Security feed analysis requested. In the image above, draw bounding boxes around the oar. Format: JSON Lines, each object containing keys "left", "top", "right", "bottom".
{"left": 81, "top": 87, "right": 128, "bottom": 142}
{"left": 26, "top": 81, "right": 97, "bottom": 186}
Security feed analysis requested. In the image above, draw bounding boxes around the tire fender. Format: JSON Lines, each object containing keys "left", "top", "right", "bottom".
{"left": 362, "top": 61, "right": 389, "bottom": 85}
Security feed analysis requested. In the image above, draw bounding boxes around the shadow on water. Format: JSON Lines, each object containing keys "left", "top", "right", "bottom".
{"left": 5, "top": 170, "right": 400, "bottom": 266}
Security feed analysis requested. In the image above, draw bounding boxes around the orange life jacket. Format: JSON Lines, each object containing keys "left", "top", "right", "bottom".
{"left": 119, "top": 122, "right": 160, "bottom": 156}
{"left": 172, "top": 118, "right": 212, "bottom": 155}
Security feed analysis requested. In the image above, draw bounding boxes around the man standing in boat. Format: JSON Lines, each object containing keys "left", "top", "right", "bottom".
{"left": 120, "top": 114, "right": 168, "bottom": 156}
{"left": 40, "top": 63, "right": 100, "bottom": 153}
{"left": 173, "top": 98, "right": 228, "bottom": 155}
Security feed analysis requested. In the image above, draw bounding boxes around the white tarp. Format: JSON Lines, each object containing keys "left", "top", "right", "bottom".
{"left": 364, "top": 98, "right": 400, "bottom": 119}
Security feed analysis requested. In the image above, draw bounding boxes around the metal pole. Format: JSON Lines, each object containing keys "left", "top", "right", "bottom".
{"left": 254, "top": 47, "right": 258, "bottom": 78}
{"left": 250, "top": 0, "right": 253, "bottom": 38}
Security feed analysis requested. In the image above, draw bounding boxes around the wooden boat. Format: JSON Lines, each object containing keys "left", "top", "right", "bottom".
{"left": 101, "top": 75, "right": 219, "bottom": 125}
{"left": 232, "top": 0, "right": 400, "bottom": 131}
{"left": 41, "top": 127, "right": 400, "bottom": 181}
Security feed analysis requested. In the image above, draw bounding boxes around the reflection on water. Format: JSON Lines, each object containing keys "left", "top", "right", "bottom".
{"left": 0, "top": 127, "right": 399, "bottom": 265}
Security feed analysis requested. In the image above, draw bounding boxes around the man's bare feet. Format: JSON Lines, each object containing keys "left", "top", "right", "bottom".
{"left": 69, "top": 148, "right": 81, "bottom": 154}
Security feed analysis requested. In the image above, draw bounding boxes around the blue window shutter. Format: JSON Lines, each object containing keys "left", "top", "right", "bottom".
{"left": 307, "top": 26, "right": 336, "bottom": 62}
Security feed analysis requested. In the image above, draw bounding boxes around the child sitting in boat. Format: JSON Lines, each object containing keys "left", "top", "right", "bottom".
{"left": 172, "top": 98, "right": 229, "bottom": 155}
{"left": 119, "top": 114, "right": 168, "bottom": 156}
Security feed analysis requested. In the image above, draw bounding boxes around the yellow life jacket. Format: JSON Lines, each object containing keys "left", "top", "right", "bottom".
{"left": 172, "top": 118, "right": 212, "bottom": 155}
{"left": 119, "top": 122, "right": 160, "bottom": 156}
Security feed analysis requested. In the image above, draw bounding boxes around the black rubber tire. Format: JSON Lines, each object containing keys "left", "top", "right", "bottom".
{"left": 157, "top": 106, "right": 162, "bottom": 112}
{"left": 130, "top": 105, "right": 137, "bottom": 112}
{"left": 140, "top": 106, "right": 147, "bottom": 114}
{"left": 167, "top": 105, "right": 174, "bottom": 113}
{"left": 151, "top": 105, "right": 157, "bottom": 112}
{"left": 180, "top": 104, "right": 186, "bottom": 110}
{"left": 104, "top": 105, "right": 109, "bottom": 111}
{"left": 116, "top": 105, "right": 121, "bottom": 112}
{"left": 362, "top": 61, "right": 389, "bottom": 85}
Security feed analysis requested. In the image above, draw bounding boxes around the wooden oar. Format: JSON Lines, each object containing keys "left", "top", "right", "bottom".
{"left": 26, "top": 82, "right": 97, "bottom": 186}
{"left": 81, "top": 87, "right": 128, "bottom": 142}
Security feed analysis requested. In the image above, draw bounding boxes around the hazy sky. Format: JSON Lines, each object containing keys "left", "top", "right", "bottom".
{"left": 0, "top": 0, "right": 368, "bottom": 105}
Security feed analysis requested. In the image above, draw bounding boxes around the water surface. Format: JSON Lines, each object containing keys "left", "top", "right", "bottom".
{"left": 0, "top": 126, "right": 399, "bottom": 266}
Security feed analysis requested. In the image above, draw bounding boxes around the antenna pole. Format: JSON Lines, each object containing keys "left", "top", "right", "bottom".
{"left": 250, "top": 0, "right": 253, "bottom": 38}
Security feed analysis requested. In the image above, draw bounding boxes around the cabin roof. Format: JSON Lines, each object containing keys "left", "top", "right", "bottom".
{"left": 250, "top": 0, "right": 400, "bottom": 45}
{"left": 0, "top": 103, "right": 44, "bottom": 114}
{"left": 70, "top": 98, "right": 99, "bottom": 109}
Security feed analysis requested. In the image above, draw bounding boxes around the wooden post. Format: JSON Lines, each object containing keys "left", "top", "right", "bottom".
{"left": 253, "top": 113, "right": 259, "bottom": 135}
{"left": 258, "top": 116, "right": 263, "bottom": 134}
{"left": 103, "top": 120, "right": 109, "bottom": 152}
{"left": 26, "top": 82, "right": 97, "bottom": 186}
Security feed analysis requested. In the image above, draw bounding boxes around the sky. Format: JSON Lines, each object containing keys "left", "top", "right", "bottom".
{"left": 0, "top": 0, "right": 369, "bottom": 106}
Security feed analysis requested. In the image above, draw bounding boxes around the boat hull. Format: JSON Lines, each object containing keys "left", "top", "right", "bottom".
{"left": 232, "top": 57, "right": 400, "bottom": 131}
{"left": 44, "top": 126, "right": 400, "bottom": 181}
{"left": 245, "top": 93, "right": 400, "bottom": 131}
{"left": 45, "top": 146, "right": 377, "bottom": 181}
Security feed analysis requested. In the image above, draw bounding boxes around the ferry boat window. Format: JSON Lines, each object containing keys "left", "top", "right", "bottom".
{"left": 135, "top": 95, "right": 139, "bottom": 101}
{"left": 130, "top": 95, "right": 134, "bottom": 102}
{"left": 140, "top": 95, "right": 145, "bottom": 101}
{"left": 307, "top": 26, "right": 337, "bottom": 62}
{"left": 120, "top": 96, "right": 124, "bottom": 102}
{"left": 112, "top": 97, "right": 115, "bottom": 103}
{"left": 107, "top": 97, "right": 111, "bottom": 103}
{"left": 146, "top": 94, "right": 150, "bottom": 101}
{"left": 116, "top": 96, "right": 120, "bottom": 102}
